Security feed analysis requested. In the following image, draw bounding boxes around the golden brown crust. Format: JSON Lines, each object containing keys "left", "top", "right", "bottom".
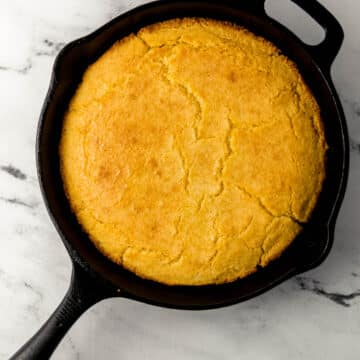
{"left": 59, "top": 18, "right": 327, "bottom": 285}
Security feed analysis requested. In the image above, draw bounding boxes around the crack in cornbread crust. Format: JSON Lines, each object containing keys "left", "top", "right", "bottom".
{"left": 60, "top": 18, "right": 327, "bottom": 285}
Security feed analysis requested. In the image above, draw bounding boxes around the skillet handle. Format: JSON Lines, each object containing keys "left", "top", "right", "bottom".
{"left": 289, "top": 0, "right": 344, "bottom": 70}
{"left": 10, "top": 263, "right": 115, "bottom": 360}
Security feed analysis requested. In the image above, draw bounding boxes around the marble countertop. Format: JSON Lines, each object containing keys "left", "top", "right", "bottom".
{"left": 1, "top": 0, "right": 359, "bottom": 359}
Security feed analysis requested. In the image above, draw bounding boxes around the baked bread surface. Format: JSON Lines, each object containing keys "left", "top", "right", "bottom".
{"left": 60, "top": 18, "right": 327, "bottom": 285}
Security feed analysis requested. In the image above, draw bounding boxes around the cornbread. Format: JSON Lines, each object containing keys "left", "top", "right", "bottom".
{"left": 60, "top": 18, "right": 327, "bottom": 285}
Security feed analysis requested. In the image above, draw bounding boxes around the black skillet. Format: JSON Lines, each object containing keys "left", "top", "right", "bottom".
{"left": 11, "top": 0, "right": 349, "bottom": 358}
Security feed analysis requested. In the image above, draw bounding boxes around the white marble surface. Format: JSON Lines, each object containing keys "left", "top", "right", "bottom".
{"left": 0, "top": 0, "right": 359, "bottom": 359}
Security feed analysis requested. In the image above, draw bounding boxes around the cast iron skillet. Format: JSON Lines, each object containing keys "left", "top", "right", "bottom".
{"left": 11, "top": 0, "right": 349, "bottom": 358}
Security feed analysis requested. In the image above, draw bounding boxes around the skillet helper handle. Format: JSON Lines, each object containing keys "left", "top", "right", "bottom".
{"left": 231, "top": 0, "right": 343, "bottom": 70}
{"left": 10, "top": 263, "right": 113, "bottom": 360}
{"left": 290, "top": 0, "right": 344, "bottom": 70}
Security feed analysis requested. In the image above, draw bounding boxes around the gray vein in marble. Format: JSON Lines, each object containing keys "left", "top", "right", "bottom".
{"left": 350, "top": 137, "right": 360, "bottom": 154}
{"left": 0, "top": 164, "right": 27, "bottom": 180}
{"left": 0, "top": 268, "right": 44, "bottom": 324}
{"left": 14, "top": 224, "right": 39, "bottom": 236}
{"left": 1, "top": 37, "right": 65, "bottom": 78}
{"left": 352, "top": 101, "right": 360, "bottom": 117}
{"left": 67, "top": 336, "right": 80, "bottom": 360}
{"left": 0, "top": 60, "right": 32, "bottom": 75}
{"left": 0, "top": 196, "right": 38, "bottom": 209}
{"left": 295, "top": 276, "right": 360, "bottom": 307}
{"left": 35, "top": 39, "right": 66, "bottom": 57}
{"left": 339, "top": 98, "right": 360, "bottom": 154}
{"left": 24, "top": 281, "right": 44, "bottom": 322}
{"left": 24, "top": 281, "right": 43, "bottom": 299}
{"left": 341, "top": 97, "right": 360, "bottom": 114}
